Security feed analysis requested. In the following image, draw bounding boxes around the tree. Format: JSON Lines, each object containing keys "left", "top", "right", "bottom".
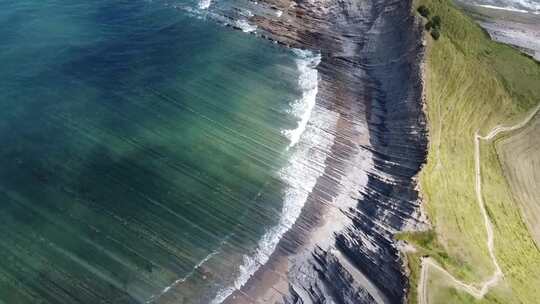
{"left": 417, "top": 5, "right": 430, "bottom": 18}
{"left": 425, "top": 21, "right": 433, "bottom": 31}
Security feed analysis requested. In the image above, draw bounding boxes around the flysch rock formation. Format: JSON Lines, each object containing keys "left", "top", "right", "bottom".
{"left": 215, "top": 0, "right": 429, "bottom": 303}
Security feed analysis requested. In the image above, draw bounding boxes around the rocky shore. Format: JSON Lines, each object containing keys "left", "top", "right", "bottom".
{"left": 210, "top": 0, "right": 430, "bottom": 303}
{"left": 458, "top": 3, "right": 540, "bottom": 61}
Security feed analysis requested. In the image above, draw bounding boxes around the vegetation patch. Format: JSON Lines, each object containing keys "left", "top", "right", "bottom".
{"left": 417, "top": 5, "right": 442, "bottom": 40}
{"left": 404, "top": 0, "right": 540, "bottom": 303}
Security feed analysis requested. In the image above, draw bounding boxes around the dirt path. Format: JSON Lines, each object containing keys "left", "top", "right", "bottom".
{"left": 417, "top": 104, "right": 540, "bottom": 304}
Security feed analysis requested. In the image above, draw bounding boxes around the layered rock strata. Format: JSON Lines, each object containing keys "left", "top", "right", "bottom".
{"left": 219, "top": 0, "right": 429, "bottom": 303}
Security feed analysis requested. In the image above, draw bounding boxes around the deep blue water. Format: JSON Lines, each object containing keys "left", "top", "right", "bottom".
{"left": 0, "top": 1, "right": 308, "bottom": 303}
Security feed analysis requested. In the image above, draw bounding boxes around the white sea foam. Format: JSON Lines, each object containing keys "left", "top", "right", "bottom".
{"left": 210, "top": 50, "right": 337, "bottom": 304}
{"left": 211, "top": 108, "right": 339, "bottom": 304}
{"left": 146, "top": 250, "right": 219, "bottom": 303}
{"left": 149, "top": 4, "right": 329, "bottom": 304}
{"left": 238, "top": 8, "right": 254, "bottom": 17}
{"left": 198, "top": 0, "right": 212, "bottom": 10}
{"left": 235, "top": 19, "right": 257, "bottom": 33}
{"left": 283, "top": 49, "right": 322, "bottom": 148}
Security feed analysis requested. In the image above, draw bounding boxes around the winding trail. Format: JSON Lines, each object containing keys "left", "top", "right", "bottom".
{"left": 418, "top": 105, "right": 540, "bottom": 304}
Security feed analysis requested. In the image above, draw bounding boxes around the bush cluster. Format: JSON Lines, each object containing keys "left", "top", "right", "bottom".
{"left": 417, "top": 5, "right": 430, "bottom": 18}
{"left": 417, "top": 5, "right": 442, "bottom": 40}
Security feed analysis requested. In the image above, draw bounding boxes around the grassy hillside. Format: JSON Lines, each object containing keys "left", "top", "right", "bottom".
{"left": 496, "top": 115, "right": 540, "bottom": 247}
{"left": 401, "top": 0, "right": 540, "bottom": 303}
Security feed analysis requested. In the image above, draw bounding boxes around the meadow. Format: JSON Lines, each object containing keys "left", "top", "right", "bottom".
{"left": 401, "top": 0, "right": 540, "bottom": 302}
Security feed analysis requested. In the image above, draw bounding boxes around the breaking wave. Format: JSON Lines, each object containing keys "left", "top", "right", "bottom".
{"left": 210, "top": 49, "right": 337, "bottom": 304}
{"left": 234, "top": 19, "right": 257, "bottom": 32}
{"left": 148, "top": 4, "right": 326, "bottom": 303}
{"left": 198, "top": 0, "right": 212, "bottom": 10}
{"left": 283, "top": 49, "right": 321, "bottom": 148}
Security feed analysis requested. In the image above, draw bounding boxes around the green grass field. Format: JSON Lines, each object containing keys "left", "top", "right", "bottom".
{"left": 496, "top": 115, "right": 540, "bottom": 246}
{"left": 401, "top": 0, "right": 540, "bottom": 303}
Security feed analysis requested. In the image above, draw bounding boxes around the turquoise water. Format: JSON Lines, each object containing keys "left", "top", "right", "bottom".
{"left": 0, "top": 1, "right": 311, "bottom": 303}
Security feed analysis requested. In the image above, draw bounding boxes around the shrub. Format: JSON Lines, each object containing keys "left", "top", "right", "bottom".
{"left": 425, "top": 21, "right": 433, "bottom": 31}
{"left": 417, "top": 5, "right": 430, "bottom": 18}
{"left": 431, "top": 15, "right": 442, "bottom": 29}
{"left": 431, "top": 28, "right": 441, "bottom": 40}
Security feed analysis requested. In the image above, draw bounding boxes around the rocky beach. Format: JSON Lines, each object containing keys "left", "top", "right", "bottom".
{"left": 195, "top": 0, "right": 430, "bottom": 303}
{"left": 458, "top": 1, "right": 540, "bottom": 61}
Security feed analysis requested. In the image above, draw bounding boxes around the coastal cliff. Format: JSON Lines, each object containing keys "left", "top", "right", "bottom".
{"left": 215, "top": 0, "right": 429, "bottom": 303}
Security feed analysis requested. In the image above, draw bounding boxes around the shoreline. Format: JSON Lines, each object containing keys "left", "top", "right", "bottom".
{"left": 210, "top": 0, "right": 430, "bottom": 303}
{"left": 458, "top": 3, "right": 540, "bottom": 61}
{"left": 159, "top": 0, "right": 429, "bottom": 303}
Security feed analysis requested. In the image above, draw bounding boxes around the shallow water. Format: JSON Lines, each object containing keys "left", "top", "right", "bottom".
{"left": 0, "top": 1, "right": 317, "bottom": 303}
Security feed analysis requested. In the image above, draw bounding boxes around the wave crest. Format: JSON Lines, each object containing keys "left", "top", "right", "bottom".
{"left": 283, "top": 49, "right": 322, "bottom": 148}
{"left": 210, "top": 49, "right": 334, "bottom": 304}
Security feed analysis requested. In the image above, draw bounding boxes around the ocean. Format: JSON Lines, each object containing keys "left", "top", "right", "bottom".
{"left": 0, "top": 0, "right": 321, "bottom": 303}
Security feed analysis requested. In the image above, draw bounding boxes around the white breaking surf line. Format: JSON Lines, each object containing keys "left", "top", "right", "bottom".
{"left": 418, "top": 104, "right": 540, "bottom": 304}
